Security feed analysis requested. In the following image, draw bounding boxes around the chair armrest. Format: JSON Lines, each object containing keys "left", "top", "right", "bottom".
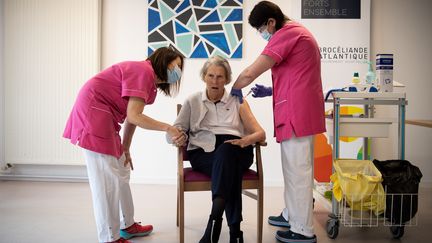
{"left": 256, "top": 141, "right": 267, "bottom": 146}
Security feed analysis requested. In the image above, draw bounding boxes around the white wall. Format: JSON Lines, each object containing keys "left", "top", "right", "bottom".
{"left": 101, "top": 0, "right": 432, "bottom": 186}
{"left": 0, "top": 0, "right": 4, "bottom": 168}
{"left": 371, "top": 0, "right": 432, "bottom": 186}
{"left": 101, "top": 0, "right": 289, "bottom": 185}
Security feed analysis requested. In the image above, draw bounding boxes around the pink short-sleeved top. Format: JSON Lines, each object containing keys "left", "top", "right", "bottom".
{"left": 261, "top": 21, "right": 326, "bottom": 142}
{"left": 63, "top": 60, "right": 157, "bottom": 158}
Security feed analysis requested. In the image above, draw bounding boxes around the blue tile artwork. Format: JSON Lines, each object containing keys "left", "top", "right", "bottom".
{"left": 148, "top": 0, "right": 243, "bottom": 58}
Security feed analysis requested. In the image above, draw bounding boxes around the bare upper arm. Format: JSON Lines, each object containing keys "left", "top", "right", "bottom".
{"left": 239, "top": 100, "right": 264, "bottom": 135}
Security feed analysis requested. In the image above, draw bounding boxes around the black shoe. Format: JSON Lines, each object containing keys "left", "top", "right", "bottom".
{"left": 275, "top": 230, "right": 317, "bottom": 243}
{"left": 229, "top": 230, "right": 243, "bottom": 243}
{"left": 199, "top": 216, "right": 223, "bottom": 243}
{"left": 268, "top": 213, "right": 291, "bottom": 228}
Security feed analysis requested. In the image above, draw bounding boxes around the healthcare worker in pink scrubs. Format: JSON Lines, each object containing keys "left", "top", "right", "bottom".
{"left": 230, "top": 2, "right": 325, "bottom": 243}
{"left": 63, "top": 47, "right": 186, "bottom": 243}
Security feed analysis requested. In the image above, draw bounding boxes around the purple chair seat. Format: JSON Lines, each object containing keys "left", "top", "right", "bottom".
{"left": 183, "top": 167, "right": 259, "bottom": 182}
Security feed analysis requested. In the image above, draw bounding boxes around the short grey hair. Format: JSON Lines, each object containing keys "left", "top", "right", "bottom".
{"left": 200, "top": 55, "right": 232, "bottom": 84}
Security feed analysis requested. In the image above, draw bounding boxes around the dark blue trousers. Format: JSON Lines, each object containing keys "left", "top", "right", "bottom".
{"left": 187, "top": 134, "right": 254, "bottom": 226}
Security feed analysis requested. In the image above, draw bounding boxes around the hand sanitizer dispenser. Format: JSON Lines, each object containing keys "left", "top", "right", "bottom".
{"left": 365, "top": 61, "right": 376, "bottom": 85}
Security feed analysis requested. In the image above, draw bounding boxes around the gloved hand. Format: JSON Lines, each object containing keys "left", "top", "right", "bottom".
{"left": 230, "top": 88, "right": 243, "bottom": 104}
{"left": 251, "top": 84, "right": 272, "bottom": 98}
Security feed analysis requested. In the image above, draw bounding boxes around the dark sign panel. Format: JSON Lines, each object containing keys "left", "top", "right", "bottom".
{"left": 302, "top": 0, "right": 361, "bottom": 19}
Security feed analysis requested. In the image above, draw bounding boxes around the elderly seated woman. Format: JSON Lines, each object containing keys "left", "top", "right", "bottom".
{"left": 169, "top": 56, "right": 265, "bottom": 243}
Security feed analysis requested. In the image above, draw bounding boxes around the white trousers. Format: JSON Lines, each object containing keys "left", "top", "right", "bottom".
{"left": 83, "top": 149, "right": 135, "bottom": 243}
{"left": 280, "top": 135, "right": 315, "bottom": 237}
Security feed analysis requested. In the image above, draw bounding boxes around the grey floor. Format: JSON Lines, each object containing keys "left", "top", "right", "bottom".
{"left": 0, "top": 180, "right": 431, "bottom": 243}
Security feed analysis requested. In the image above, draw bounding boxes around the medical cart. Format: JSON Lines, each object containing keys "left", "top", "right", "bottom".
{"left": 324, "top": 92, "right": 416, "bottom": 239}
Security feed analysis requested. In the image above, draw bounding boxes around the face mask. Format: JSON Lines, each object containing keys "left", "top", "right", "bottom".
{"left": 260, "top": 28, "right": 272, "bottom": 41}
{"left": 167, "top": 65, "right": 182, "bottom": 84}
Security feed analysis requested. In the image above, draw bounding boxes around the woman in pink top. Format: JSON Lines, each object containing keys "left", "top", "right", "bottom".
{"left": 63, "top": 47, "right": 187, "bottom": 243}
{"left": 230, "top": 2, "right": 325, "bottom": 243}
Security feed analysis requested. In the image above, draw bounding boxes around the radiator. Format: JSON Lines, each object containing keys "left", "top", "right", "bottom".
{"left": 4, "top": 0, "right": 101, "bottom": 166}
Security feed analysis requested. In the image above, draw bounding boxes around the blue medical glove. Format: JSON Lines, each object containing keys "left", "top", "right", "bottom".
{"left": 251, "top": 84, "right": 272, "bottom": 98}
{"left": 230, "top": 88, "right": 243, "bottom": 104}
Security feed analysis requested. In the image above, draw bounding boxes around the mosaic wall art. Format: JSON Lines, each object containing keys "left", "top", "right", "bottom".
{"left": 148, "top": 0, "right": 243, "bottom": 58}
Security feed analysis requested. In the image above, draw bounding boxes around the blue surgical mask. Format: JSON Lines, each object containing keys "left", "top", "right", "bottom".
{"left": 260, "top": 28, "right": 272, "bottom": 41}
{"left": 167, "top": 65, "right": 182, "bottom": 84}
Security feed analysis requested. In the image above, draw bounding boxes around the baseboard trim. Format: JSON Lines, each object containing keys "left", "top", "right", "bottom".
{"left": 0, "top": 164, "right": 88, "bottom": 182}
{"left": 2, "top": 164, "right": 430, "bottom": 188}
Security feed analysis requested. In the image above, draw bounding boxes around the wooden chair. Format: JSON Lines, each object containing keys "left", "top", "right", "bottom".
{"left": 175, "top": 104, "right": 265, "bottom": 243}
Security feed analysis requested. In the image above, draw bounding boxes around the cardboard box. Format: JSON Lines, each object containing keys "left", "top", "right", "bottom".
{"left": 376, "top": 54, "right": 393, "bottom": 92}
{"left": 376, "top": 65, "right": 393, "bottom": 92}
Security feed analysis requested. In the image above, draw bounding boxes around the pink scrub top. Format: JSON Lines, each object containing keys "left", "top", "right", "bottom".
{"left": 262, "top": 21, "right": 326, "bottom": 143}
{"left": 63, "top": 60, "right": 157, "bottom": 158}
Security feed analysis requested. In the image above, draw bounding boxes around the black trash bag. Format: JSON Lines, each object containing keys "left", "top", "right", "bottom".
{"left": 373, "top": 159, "right": 422, "bottom": 224}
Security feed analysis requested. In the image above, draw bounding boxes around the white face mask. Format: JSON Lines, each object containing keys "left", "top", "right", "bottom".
{"left": 167, "top": 65, "right": 182, "bottom": 84}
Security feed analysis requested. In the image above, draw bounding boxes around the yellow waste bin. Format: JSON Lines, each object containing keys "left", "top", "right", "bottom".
{"left": 331, "top": 159, "right": 385, "bottom": 215}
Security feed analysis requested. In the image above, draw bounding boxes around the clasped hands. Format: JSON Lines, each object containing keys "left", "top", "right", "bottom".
{"left": 167, "top": 126, "right": 187, "bottom": 147}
